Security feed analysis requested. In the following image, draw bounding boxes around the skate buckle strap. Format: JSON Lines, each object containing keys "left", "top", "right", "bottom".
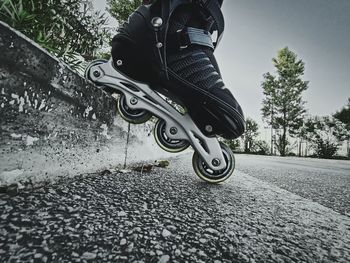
{"left": 195, "top": 0, "right": 225, "bottom": 47}
{"left": 174, "top": 27, "right": 214, "bottom": 50}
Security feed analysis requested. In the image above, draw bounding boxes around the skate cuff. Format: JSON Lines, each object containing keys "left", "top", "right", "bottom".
{"left": 169, "top": 27, "right": 214, "bottom": 51}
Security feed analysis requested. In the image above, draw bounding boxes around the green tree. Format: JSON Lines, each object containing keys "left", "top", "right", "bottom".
{"left": 333, "top": 98, "right": 350, "bottom": 158}
{"left": 261, "top": 47, "right": 309, "bottom": 156}
{"left": 242, "top": 117, "right": 259, "bottom": 153}
{"left": 107, "top": 0, "right": 141, "bottom": 24}
{"left": 0, "top": 0, "right": 109, "bottom": 69}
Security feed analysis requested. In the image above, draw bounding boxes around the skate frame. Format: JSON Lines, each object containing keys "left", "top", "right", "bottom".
{"left": 87, "top": 59, "right": 226, "bottom": 171}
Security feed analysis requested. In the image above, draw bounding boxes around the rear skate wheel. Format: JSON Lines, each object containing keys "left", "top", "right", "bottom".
{"left": 117, "top": 94, "right": 152, "bottom": 124}
{"left": 192, "top": 142, "right": 235, "bottom": 183}
{"left": 84, "top": 59, "right": 108, "bottom": 82}
{"left": 154, "top": 120, "right": 190, "bottom": 153}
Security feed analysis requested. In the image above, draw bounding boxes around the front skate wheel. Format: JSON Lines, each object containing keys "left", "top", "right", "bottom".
{"left": 154, "top": 120, "right": 190, "bottom": 153}
{"left": 117, "top": 94, "right": 152, "bottom": 124}
{"left": 192, "top": 142, "right": 235, "bottom": 183}
{"left": 85, "top": 59, "right": 108, "bottom": 82}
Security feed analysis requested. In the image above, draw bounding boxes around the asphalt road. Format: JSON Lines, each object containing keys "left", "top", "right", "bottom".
{"left": 1, "top": 153, "right": 349, "bottom": 262}
{"left": 235, "top": 154, "right": 350, "bottom": 216}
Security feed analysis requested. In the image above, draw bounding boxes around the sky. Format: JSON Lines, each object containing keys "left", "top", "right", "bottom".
{"left": 93, "top": 0, "right": 350, "bottom": 141}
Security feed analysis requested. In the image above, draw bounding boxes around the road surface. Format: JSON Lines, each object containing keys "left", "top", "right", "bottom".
{"left": 0, "top": 153, "right": 349, "bottom": 262}
{"left": 235, "top": 154, "right": 350, "bottom": 216}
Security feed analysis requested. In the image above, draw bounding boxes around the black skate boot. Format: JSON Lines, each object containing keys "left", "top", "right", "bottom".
{"left": 111, "top": 0, "right": 245, "bottom": 139}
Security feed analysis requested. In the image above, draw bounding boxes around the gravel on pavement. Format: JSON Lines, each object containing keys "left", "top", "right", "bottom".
{"left": 1, "top": 153, "right": 349, "bottom": 262}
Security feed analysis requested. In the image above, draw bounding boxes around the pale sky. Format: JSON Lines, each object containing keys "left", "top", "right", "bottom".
{"left": 93, "top": 0, "right": 350, "bottom": 140}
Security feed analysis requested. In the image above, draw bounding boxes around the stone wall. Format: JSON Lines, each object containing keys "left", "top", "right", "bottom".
{"left": 0, "top": 22, "right": 172, "bottom": 186}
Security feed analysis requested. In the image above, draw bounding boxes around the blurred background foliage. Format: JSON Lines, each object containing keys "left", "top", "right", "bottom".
{"left": 0, "top": 0, "right": 111, "bottom": 70}
{"left": 106, "top": 0, "right": 141, "bottom": 24}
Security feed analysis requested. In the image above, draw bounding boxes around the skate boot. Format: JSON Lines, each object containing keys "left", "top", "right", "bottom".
{"left": 111, "top": 0, "right": 245, "bottom": 139}
{"left": 85, "top": 0, "right": 243, "bottom": 183}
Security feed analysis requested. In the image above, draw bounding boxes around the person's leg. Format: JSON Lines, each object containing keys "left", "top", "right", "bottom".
{"left": 111, "top": 0, "right": 245, "bottom": 139}
{"left": 164, "top": 3, "right": 245, "bottom": 139}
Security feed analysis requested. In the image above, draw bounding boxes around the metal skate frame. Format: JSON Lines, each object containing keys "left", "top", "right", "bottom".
{"left": 87, "top": 59, "right": 226, "bottom": 171}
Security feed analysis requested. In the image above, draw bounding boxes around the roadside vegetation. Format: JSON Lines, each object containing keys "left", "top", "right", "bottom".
{"left": 0, "top": 0, "right": 110, "bottom": 71}
{"left": 225, "top": 48, "right": 349, "bottom": 159}
{"left": 107, "top": 0, "right": 141, "bottom": 24}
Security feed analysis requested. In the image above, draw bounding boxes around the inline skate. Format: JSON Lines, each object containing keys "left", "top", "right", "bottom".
{"left": 85, "top": 0, "right": 245, "bottom": 183}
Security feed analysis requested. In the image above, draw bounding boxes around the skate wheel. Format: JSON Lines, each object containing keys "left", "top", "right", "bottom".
{"left": 192, "top": 142, "right": 235, "bottom": 183}
{"left": 84, "top": 59, "right": 108, "bottom": 82}
{"left": 154, "top": 120, "right": 190, "bottom": 153}
{"left": 117, "top": 94, "right": 152, "bottom": 124}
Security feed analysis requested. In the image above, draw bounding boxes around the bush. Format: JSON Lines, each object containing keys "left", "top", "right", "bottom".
{"left": 0, "top": 0, "right": 110, "bottom": 69}
{"left": 331, "top": 155, "right": 350, "bottom": 160}
{"left": 252, "top": 140, "right": 270, "bottom": 155}
{"left": 314, "top": 138, "right": 339, "bottom": 159}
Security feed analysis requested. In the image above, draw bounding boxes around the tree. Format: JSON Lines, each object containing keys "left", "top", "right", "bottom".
{"left": 303, "top": 116, "right": 347, "bottom": 159}
{"left": 242, "top": 117, "right": 259, "bottom": 153}
{"left": 294, "top": 118, "right": 310, "bottom": 157}
{"left": 333, "top": 98, "right": 350, "bottom": 158}
{"left": 107, "top": 0, "right": 141, "bottom": 24}
{"left": 0, "top": 0, "right": 109, "bottom": 69}
{"left": 261, "top": 47, "right": 309, "bottom": 156}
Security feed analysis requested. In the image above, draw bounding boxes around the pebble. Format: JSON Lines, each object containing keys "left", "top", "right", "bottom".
{"left": 162, "top": 229, "right": 171, "bottom": 238}
{"left": 120, "top": 238, "right": 127, "bottom": 246}
{"left": 198, "top": 250, "right": 207, "bottom": 257}
{"left": 0, "top": 214, "right": 8, "bottom": 220}
{"left": 127, "top": 243, "right": 134, "bottom": 252}
{"left": 205, "top": 228, "right": 219, "bottom": 236}
{"left": 81, "top": 252, "right": 96, "bottom": 260}
{"left": 34, "top": 253, "right": 43, "bottom": 259}
{"left": 166, "top": 225, "right": 177, "bottom": 231}
{"left": 188, "top": 248, "right": 196, "bottom": 253}
{"left": 199, "top": 238, "right": 207, "bottom": 243}
{"left": 6, "top": 185, "right": 18, "bottom": 196}
{"left": 133, "top": 227, "right": 142, "bottom": 232}
{"left": 118, "top": 211, "right": 127, "bottom": 217}
{"left": 158, "top": 255, "right": 170, "bottom": 263}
